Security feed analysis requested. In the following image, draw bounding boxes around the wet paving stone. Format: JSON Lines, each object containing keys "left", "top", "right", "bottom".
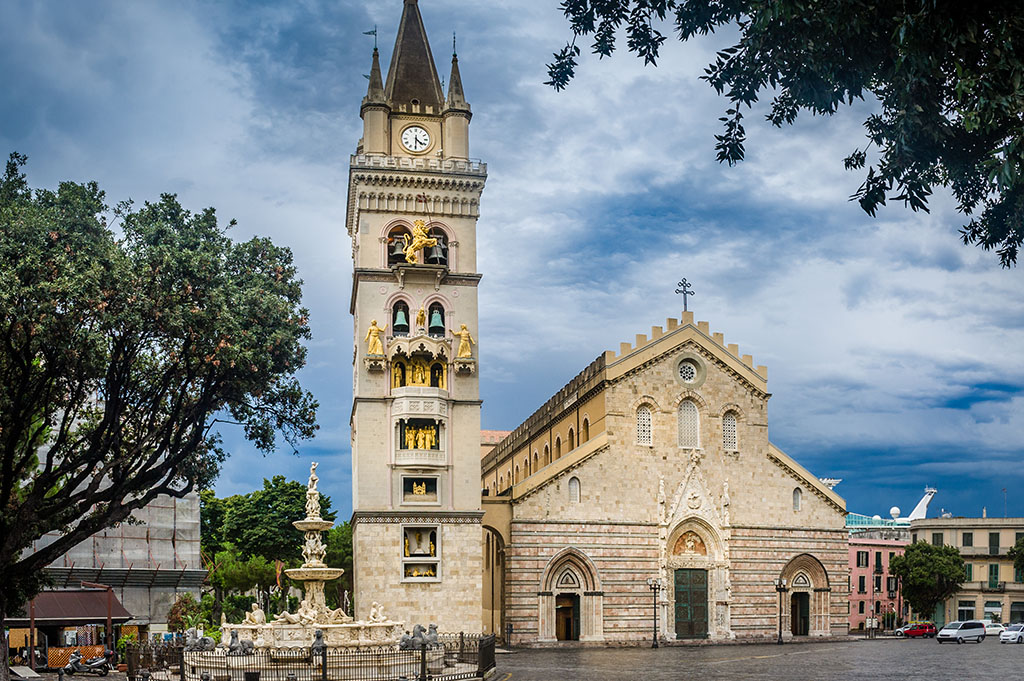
{"left": 496, "top": 637, "right": 1024, "bottom": 680}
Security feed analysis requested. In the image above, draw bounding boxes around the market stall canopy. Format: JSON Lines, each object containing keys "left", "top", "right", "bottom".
{"left": 6, "top": 588, "right": 132, "bottom": 627}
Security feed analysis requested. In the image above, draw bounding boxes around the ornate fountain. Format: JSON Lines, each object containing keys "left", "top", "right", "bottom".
{"left": 220, "top": 463, "right": 404, "bottom": 648}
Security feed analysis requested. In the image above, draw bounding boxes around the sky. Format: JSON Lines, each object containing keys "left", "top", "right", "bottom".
{"left": 3, "top": 0, "right": 1022, "bottom": 521}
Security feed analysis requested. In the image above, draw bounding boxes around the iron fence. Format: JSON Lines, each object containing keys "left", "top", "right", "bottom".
{"left": 127, "top": 634, "right": 494, "bottom": 681}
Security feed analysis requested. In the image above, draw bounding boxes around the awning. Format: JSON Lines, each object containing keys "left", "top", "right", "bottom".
{"left": 6, "top": 589, "right": 133, "bottom": 628}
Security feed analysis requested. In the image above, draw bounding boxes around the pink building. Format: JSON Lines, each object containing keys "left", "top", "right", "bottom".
{"left": 849, "top": 534, "right": 908, "bottom": 630}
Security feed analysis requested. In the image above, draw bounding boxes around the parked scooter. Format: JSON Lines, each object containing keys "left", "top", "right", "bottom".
{"left": 62, "top": 649, "right": 112, "bottom": 676}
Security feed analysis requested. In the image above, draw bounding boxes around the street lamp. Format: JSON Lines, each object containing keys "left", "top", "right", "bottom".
{"left": 646, "top": 577, "right": 662, "bottom": 648}
{"left": 773, "top": 578, "right": 788, "bottom": 645}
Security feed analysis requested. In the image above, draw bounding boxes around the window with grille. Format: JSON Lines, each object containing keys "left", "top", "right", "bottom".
{"left": 637, "top": 405, "right": 652, "bottom": 445}
{"left": 678, "top": 400, "right": 699, "bottom": 447}
{"left": 856, "top": 551, "right": 868, "bottom": 568}
{"left": 568, "top": 476, "right": 581, "bottom": 503}
{"left": 722, "top": 411, "right": 737, "bottom": 450}
{"left": 678, "top": 360, "right": 698, "bottom": 382}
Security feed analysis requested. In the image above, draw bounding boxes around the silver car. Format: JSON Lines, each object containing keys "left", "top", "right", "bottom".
{"left": 1000, "top": 623, "right": 1024, "bottom": 643}
{"left": 936, "top": 620, "right": 986, "bottom": 644}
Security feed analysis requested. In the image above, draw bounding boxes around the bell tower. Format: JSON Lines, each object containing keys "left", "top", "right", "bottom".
{"left": 346, "top": 0, "right": 485, "bottom": 632}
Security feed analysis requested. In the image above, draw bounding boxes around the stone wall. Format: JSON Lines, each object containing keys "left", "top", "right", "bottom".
{"left": 354, "top": 520, "right": 482, "bottom": 634}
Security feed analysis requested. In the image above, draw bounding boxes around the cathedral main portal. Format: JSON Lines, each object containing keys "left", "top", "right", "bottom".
{"left": 673, "top": 568, "right": 709, "bottom": 639}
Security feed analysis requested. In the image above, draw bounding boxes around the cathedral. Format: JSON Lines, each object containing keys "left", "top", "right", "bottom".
{"left": 346, "top": 1, "right": 849, "bottom": 645}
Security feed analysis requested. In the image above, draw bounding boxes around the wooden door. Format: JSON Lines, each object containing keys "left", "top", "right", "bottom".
{"left": 674, "top": 569, "right": 708, "bottom": 638}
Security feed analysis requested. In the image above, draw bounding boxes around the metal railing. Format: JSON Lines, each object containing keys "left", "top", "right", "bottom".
{"left": 127, "top": 634, "right": 494, "bottom": 681}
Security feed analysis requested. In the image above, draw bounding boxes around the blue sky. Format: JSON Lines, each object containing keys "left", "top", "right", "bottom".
{"left": 3, "top": 0, "right": 1022, "bottom": 520}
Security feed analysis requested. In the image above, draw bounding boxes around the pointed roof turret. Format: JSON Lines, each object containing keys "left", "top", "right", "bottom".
{"left": 445, "top": 52, "right": 470, "bottom": 113}
{"left": 384, "top": 0, "right": 444, "bottom": 112}
{"left": 362, "top": 47, "right": 386, "bottom": 107}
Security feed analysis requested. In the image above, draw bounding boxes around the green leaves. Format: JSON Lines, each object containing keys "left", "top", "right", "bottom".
{"left": 0, "top": 153, "right": 318, "bottom": 619}
{"left": 547, "top": 0, "right": 1024, "bottom": 266}
{"left": 889, "top": 541, "right": 966, "bottom": 619}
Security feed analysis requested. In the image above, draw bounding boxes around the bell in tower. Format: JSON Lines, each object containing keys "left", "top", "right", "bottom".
{"left": 428, "top": 305, "right": 445, "bottom": 337}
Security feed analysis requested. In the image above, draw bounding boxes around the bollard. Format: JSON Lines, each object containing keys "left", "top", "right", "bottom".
{"left": 57, "top": 669, "right": 64, "bottom": 681}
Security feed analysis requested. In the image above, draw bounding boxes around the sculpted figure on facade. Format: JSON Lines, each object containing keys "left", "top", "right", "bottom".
{"left": 404, "top": 220, "right": 437, "bottom": 264}
{"left": 453, "top": 324, "right": 475, "bottom": 358}
{"left": 365, "top": 320, "right": 387, "bottom": 355}
{"left": 415, "top": 307, "right": 427, "bottom": 329}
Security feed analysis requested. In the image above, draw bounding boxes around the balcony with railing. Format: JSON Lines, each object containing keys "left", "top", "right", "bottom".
{"left": 351, "top": 154, "right": 487, "bottom": 175}
{"left": 394, "top": 448, "right": 447, "bottom": 467}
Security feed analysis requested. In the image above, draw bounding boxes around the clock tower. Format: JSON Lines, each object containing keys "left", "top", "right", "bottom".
{"left": 346, "top": 0, "right": 485, "bottom": 631}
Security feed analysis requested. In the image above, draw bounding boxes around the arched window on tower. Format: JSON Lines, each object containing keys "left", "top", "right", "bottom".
{"left": 793, "top": 487, "right": 803, "bottom": 511}
{"left": 723, "top": 411, "right": 738, "bottom": 451}
{"left": 514, "top": 465, "right": 520, "bottom": 484}
{"left": 581, "top": 418, "right": 590, "bottom": 442}
{"left": 637, "top": 405, "right": 652, "bottom": 445}
{"left": 428, "top": 303, "right": 445, "bottom": 337}
{"left": 544, "top": 444, "right": 550, "bottom": 466}
{"left": 568, "top": 428, "right": 575, "bottom": 451}
{"left": 387, "top": 226, "right": 411, "bottom": 266}
{"left": 568, "top": 476, "right": 581, "bottom": 504}
{"left": 392, "top": 301, "right": 410, "bottom": 336}
{"left": 429, "top": 362, "right": 446, "bottom": 389}
{"left": 425, "top": 227, "right": 449, "bottom": 266}
{"left": 554, "top": 436, "right": 562, "bottom": 459}
{"left": 678, "top": 400, "right": 700, "bottom": 448}
{"left": 524, "top": 456, "right": 530, "bottom": 478}
{"left": 533, "top": 451, "right": 539, "bottom": 470}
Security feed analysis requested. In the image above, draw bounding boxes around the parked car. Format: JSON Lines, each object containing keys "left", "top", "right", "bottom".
{"left": 984, "top": 622, "right": 1006, "bottom": 636}
{"left": 936, "top": 620, "right": 986, "bottom": 644}
{"left": 903, "top": 622, "right": 937, "bottom": 638}
{"left": 999, "top": 623, "right": 1024, "bottom": 643}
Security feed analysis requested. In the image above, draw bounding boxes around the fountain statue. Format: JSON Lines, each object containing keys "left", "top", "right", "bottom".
{"left": 221, "top": 462, "right": 404, "bottom": 648}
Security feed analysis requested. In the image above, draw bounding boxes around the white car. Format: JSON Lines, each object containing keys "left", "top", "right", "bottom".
{"left": 936, "top": 620, "right": 986, "bottom": 643}
{"left": 1000, "top": 623, "right": 1024, "bottom": 643}
{"left": 985, "top": 622, "right": 1006, "bottom": 636}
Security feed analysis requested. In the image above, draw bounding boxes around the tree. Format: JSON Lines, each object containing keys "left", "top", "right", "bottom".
{"left": 324, "top": 521, "right": 354, "bottom": 608}
{"left": 166, "top": 593, "right": 202, "bottom": 633}
{"left": 889, "top": 541, "right": 966, "bottom": 620}
{"left": 221, "top": 475, "right": 334, "bottom": 563}
{"left": 1009, "top": 536, "right": 1024, "bottom": 577}
{"left": 547, "top": 1, "right": 1024, "bottom": 266}
{"left": 0, "top": 153, "right": 318, "bottom": 659}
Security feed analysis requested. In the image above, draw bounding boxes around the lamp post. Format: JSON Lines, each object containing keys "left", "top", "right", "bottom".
{"left": 646, "top": 577, "right": 662, "bottom": 648}
{"left": 773, "top": 578, "right": 788, "bottom": 645}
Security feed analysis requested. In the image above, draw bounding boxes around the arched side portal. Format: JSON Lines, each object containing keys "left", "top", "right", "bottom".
{"left": 779, "top": 553, "right": 831, "bottom": 637}
{"left": 537, "top": 548, "right": 604, "bottom": 642}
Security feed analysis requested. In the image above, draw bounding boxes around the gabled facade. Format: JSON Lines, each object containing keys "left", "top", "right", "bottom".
{"left": 481, "top": 312, "right": 849, "bottom": 644}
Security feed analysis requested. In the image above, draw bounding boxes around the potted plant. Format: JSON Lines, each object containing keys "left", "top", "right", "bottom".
{"left": 115, "top": 631, "right": 137, "bottom": 672}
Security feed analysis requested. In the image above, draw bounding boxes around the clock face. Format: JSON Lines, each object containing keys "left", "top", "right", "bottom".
{"left": 401, "top": 126, "right": 431, "bottom": 152}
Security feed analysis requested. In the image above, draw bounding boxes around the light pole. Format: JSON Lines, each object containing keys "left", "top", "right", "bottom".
{"left": 773, "top": 578, "right": 788, "bottom": 645}
{"left": 646, "top": 577, "right": 662, "bottom": 648}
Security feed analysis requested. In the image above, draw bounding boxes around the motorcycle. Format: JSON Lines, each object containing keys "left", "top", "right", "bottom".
{"left": 62, "top": 649, "right": 112, "bottom": 676}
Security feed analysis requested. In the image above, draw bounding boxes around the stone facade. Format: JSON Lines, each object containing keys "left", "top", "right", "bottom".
{"left": 482, "top": 315, "right": 850, "bottom": 644}
{"left": 347, "top": 0, "right": 483, "bottom": 633}
{"left": 909, "top": 517, "right": 1024, "bottom": 625}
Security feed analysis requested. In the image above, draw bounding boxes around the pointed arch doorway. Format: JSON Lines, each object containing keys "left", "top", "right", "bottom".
{"left": 538, "top": 549, "right": 604, "bottom": 642}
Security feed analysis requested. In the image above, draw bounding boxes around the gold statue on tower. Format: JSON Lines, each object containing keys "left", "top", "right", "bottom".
{"left": 404, "top": 220, "right": 437, "bottom": 264}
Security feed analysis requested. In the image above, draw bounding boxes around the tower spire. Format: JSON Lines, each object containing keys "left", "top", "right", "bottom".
{"left": 363, "top": 47, "right": 385, "bottom": 105}
{"left": 445, "top": 50, "right": 469, "bottom": 111}
{"left": 384, "top": 0, "right": 444, "bottom": 112}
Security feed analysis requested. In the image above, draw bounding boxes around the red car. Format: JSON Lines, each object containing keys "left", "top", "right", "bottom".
{"left": 904, "top": 622, "right": 937, "bottom": 638}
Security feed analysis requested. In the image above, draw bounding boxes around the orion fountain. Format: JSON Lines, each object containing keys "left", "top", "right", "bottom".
{"left": 220, "top": 463, "right": 404, "bottom": 648}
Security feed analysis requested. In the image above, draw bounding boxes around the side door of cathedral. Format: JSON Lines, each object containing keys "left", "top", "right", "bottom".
{"left": 674, "top": 568, "right": 708, "bottom": 639}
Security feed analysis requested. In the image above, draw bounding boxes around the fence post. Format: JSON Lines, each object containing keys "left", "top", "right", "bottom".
{"left": 321, "top": 644, "right": 328, "bottom": 681}
{"left": 419, "top": 643, "right": 427, "bottom": 681}
{"left": 458, "top": 632, "right": 464, "bottom": 664}
{"left": 178, "top": 646, "right": 186, "bottom": 681}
